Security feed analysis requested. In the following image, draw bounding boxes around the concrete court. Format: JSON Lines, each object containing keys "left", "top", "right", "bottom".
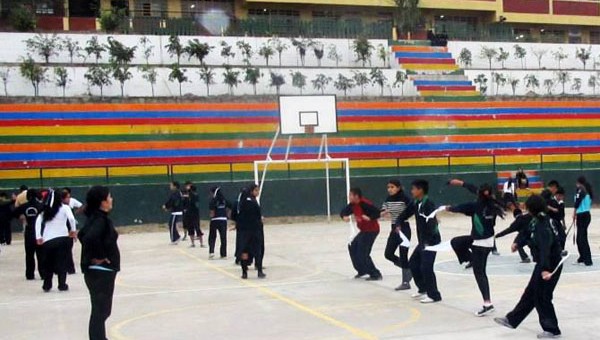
{"left": 1, "top": 211, "right": 600, "bottom": 340}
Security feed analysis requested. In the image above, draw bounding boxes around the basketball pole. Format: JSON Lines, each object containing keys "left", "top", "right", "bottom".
{"left": 324, "top": 134, "right": 331, "bottom": 222}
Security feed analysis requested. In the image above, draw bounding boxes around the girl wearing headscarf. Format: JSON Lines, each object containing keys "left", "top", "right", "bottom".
{"left": 209, "top": 186, "right": 230, "bottom": 259}
{"left": 182, "top": 183, "right": 203, "bottom": 248}
{"left": 235, "top": 184, "right": 266, "bottom": 279}
{"left": 35, "top": 189, "right": 77, "bottom": 292}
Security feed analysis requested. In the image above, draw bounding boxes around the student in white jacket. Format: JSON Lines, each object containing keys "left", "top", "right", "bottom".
{"left": 35, "top": 190, "right": 77, "bottom": 292}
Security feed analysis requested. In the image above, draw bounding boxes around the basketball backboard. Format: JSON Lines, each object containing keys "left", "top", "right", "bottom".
{"left": 278, "top": 95, "right": 338, "bottom": 135}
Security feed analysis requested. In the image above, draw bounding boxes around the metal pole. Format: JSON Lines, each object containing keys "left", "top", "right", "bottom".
{"left": 284, "top": 135, "right": 293, "bottom": 161}
{"left": 326, "top": 159, "right": 331, "bottom": 223}
{"left": 317, "top": 134, "right": 326, "bottom": 160}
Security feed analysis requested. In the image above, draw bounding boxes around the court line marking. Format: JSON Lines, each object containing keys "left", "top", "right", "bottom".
{"left": 173, "top": 248, "right": 378, "bottom": 340}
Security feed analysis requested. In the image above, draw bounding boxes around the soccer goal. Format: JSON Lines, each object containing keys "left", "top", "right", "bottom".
{"left": 253, "top": 95, "right": 350, "bottom": 222}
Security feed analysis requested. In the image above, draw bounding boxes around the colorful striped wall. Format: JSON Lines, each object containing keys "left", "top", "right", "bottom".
{"left": 1, "top": 100, "right": 600, "bottom": 188}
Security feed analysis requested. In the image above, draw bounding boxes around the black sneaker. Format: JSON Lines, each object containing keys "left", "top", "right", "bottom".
{"left": 475, "top": 305, "right": 495, "bottom": 317}
{"left": 521, "top": 257, "right": 532, "bottom": 263}
{"left": 494, "top": 317, "right": 514, "bottom": 329}
{"left": 366, "top": 275, "right": 383, "bottom": 281}
{"left": 58, "top": 285, "right": 69, "bottom": 292}
{"left": 464, "top": 262, "right": 473, "bottom": 269}
{"left": 241, "top": 272, "right": 248, "bottom": 279}
{"left": 395, "top": 282, "right": 411, "bottom": 291}
{"left": 258, "top": 271, "right": 266, "bottom": 279}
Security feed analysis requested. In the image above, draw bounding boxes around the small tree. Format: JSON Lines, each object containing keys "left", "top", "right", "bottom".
{"left": 543, "top": 79, "right": 555, "bottom": 95}
{"left": 269, "top": 72, "right": 285, "bottom": 96}
{"left": 291, "top": 38, "right": 310, "bottom": 66}
{"left": 496, "top": 47, "right": 510, "bottom": 69}
{"left": 198, "top": 64, "right": 215, "bottom": 96}
{"left": 531, "top": 48, "right": 547, "bottom": 69}
{"left": 220, "top": 41, "right": 235, "bottom": 64}
{"left": 312, "top": 41, "right": 325, "bottom": 67}
{"left": 334, "top": 74, "right": 354, "bottom": 97}
{"left": 25, "top": 34, "right": 61, "bottom": 64}
{"left": 140, "top": 65, "right": 158, "bottom": 97}
{"left": 139, "top": 36, "right": 154, "bottom": 65}
{"left": 576, "top": 46, "right": 592, "bottom": 70}
{"left": 106, "top": 37, "right": 137, "bottom": 65}
{"left": 222, "top": 66, "right": 240, "bottom": 95}
{"left": 185, "top": 39, "right": 213, "bottom": 65}
{"left": 9, "top": 5, "right": 36, "bottom": 32}
{"left": 588, "top": 74, "right": 599, "bottom": 95}
{"left": 168, "top": 63, "right": 187, "bottom": 97}
{"left": 394, "top": 70, "right": 408, "bottom": 96}
{"left": 290, "top": 71, "right": 307, "bottom": 94}
{"left": 474, "top": 74, "right": 488, "bottom": 95}
{"left": 352, "top": 71, "right": 370, "bottom": 96}
{"left": 61, "top": 37, "right": 82, "bottom": 63}
{"left": 0, "top": 69, "right": 9, "bottom": 97}
{"left": 19, "top": 56, "right": 47, "bottom": 97}
{"left": 480, "top": 46, "right": 498, "bottom": 70}
{"left": 85, "top": 36, "right": 105, "bottom": 64}
{"left": 236, "top": 41, "right": 253, "bottom": 65}
{"left": 571, "top": 77, "right": 582, "bottom": 94}
{"left": 312, "top": 74, "right": 332, "bottom": 94}
{"left": 377, "top": 44, "right": 388, "bottom": 67}
{"left": 556, "top": 70, "right": 571, "bottom": 94}
{"left": 110, "top": 63, "right": 132, "bottom": 97}
{"left": 327, "top": 44, "right": 342, "bottom": 67}
{"left": 165, "top": 35, "right": 185, "bottom": 63}
{"left": 508, "top": 77, "right": 520, "bottom": 96}
{"left": 100, "top": 8, "right": 126, "bottom": 33}
{"left": 244, "top": 67, "right": 262, "bottom": 95}
{"left": 458, "top": 48, "right": 472, "bottom": 68}
{"left": 54, "top": 66, "right": 69, "bottom": 98}
{"left": 370, "top": 68, "right": 387, "bottom": 96}
{"left": 492, "top": 72, "right": 506, "bottom": 95}
{"left": 270, "top": 37, "right": 288, "bottom": 66}
{"left": 84, "top": 65, "right": 112, "bottom": 98}
{"left": 258, "top": 43, "right": 274, "bottom": 66}
{"left": 524, "top": 74, "right": 540, "bottom": 94}
{"left": 353, "top": 37, "right": 374, "bottom": 67}
{"left": 513, "top": 44, "right": 527, "bottom": 69}
{"left": 552, "top": 48, "right": 568, "bottom": 70}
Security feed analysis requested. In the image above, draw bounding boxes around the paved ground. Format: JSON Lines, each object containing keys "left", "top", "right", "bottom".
{"left": 1, "top": 210, "right": 599, "bottom": 340}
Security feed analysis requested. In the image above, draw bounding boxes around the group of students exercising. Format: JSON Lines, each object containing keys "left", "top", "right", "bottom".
{"left": 340, "top": 175, "right": 594, "bottom": 339}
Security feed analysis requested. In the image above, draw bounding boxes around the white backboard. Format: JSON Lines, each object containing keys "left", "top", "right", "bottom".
{"left": 278, "top": 95, "right": 338, "bottom": 135}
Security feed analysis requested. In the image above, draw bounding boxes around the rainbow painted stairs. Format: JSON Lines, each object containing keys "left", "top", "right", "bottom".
{"left": 390, "top": 40, "right": 483, "bottom": 101}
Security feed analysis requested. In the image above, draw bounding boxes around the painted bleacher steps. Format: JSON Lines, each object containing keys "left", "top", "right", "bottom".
{"left": 390, "top": 40, "right": 484, "bottom": 102}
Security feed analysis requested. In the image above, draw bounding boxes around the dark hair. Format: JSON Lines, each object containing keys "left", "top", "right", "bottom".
{"left": 184, "top": 181, "right": 193, "bottom": 186}
{"left": 26, "top": 188, "right": 39, "bottom": 202}
{"left": 556, "top": 186, "right": 565, "bottom": 195}
{"left": 526, "top": 194, "right": 547, "bottom": 217}
{"left": 388, "top": 179, "right": 402, "bottom": 189}
{"left": 42, "top": 190, "right": 62, "bottom": 222}
{"left": 171, "top": 181, "right": 180, "bottom": 189}
{"left": 210, "top": 186, "right": 226, "bottom": 204}
{"left": 479, "top": 183, "right": 505, "bottom": 218}
{"left": 547, "top": 180, "right": 559, "bottom": 188}
{"left": 85, "top": 186, "right": 111, "bottom": 217}
{"left": 19, "top": 185, "right": 28, "bottom": 192}
{"left": 412, "top": 179, "right": 429, "bottom": 194}
{"left": 0, "top": 192, "right": 6, "bottom": 199}
{"left": 61, "top": 188, "right": 71, "bottom": 201}
{"left": 350, "top": 187, "right": 363, "bottom": 198}
{"left": 189, "top": 184, "right": 197, "bottom": 192}
{"left": 540, "top": 189, "right": 552, "bottom": 201}
{"left": 577, "top": 176, "right": 594, "bottom": 200}
{"left": 62, "top": 187, "right": 72, "bottom": 194}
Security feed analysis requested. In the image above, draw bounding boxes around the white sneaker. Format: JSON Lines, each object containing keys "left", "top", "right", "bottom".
{"left": 537, "top": 331, "right": 561, "bottom": 338}
{"left": 411, "top": 292, "right": 426, "bottom": 300}
{"left": 209, "top": 253, "right": 215, "bottom": 259}
{"left": 420, "top": 297, "right": 439, "bottom": 304}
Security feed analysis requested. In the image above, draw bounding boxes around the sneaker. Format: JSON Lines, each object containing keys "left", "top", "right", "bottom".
{"left": 58, "top": 285, "right": 69, "bottom": 292}
{"left": 475, "top": 305, "right": 495, "bottom": 317}
{"left": 420, "top": 297, "right": 439, "bottom": 304}
{"left": 209, "top": 253, "right": 215, "bottom": 259}
{"left": 411, "top": 292, "right": 426, "bottom": 300}
{"left": 464, "top": 262, "right": 473, "bottom": 269}
{"left": 537, "top": 331, "right": 561, "bottom": 339}
{"left": 366, "top": 275, "right": 383, "bottom": 281}
{"left": 395, "top": 282, "right": 411, "bottom": 291}
{"left": 258, "top": 271, "right": 266, "bottom": 279}
{"left": 189, "top": 244, "right": 196, "bottom": 248}
{"left": 354, "top": 274, "right": 367, "bottom": 279}
{"left": 494, "top": 317, "right": 514, "bottom": 329}
{"left": 521, "top": 257, "right": 532, "bottom": 264}
{"left": 492, "top": 250, "right": 501, "bottom": 256}
{"left": 241, "top": 272, "right": 248, "bottom": 279}
{"left": 200, "top": 244, "right": 207, "bottom": 248}
{"left": 561, "top": 250, "right": 568, "bottom": 257}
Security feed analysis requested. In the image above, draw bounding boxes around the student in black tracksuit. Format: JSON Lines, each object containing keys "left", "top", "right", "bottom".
{"left": 495, "top": 195, "right": 564, "bottom": 339}
{"left": 209, "top": 186, "right": 230, "bottom": 259}
{"left": 14, "top": 189, "right": 44, "bottom": 280}
{"left": 182, "top": 183, "right": 204, "bottom": 248}
{"left": 496, "top": 211, "right": 533, "bottom": 263}
{"left": 0, "top": 192, "right": 14, "bottom": 245}
{"left": 162, "top": 181, "right": 183, "bottom": 244}
{"left": 235, "top": 184, "right": 266, "bottom": 279}
{"left": 573, "top": 176, "right": 593, "bottom": 266}
{"left": 543, "top": 187, "right": 567, "bottom": 251}
{"left": 78, "top": 186, "right": 120, "bottom": 340}
{"left": 381, "top": 180, "right": 413, "bottom": 290}
{"left": 446, "top": 183, "right": 504, "bottom": 317}
{"left": 396, "top": 179, "right": 442, "bottom": 303}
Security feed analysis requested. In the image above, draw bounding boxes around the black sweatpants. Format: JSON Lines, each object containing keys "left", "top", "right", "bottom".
{"left": 209, "top": 220, "right": 227, "bottom": 257}
{"left": 576, "top": 212, "right": 593, "bottom": 265}
{"left": 168, "top": 214, "right": 181, "bottom": 243}
{"left": 24, "top": 233, "right": 43, "bottom": 280}
{"left": 84, "top": 270, "right": 117, "bottom": 340}
{"left": 66, "top": 238, "right": 76, "bottom": 274}
{"left": 0, "top": 222, "right": 11, "bottom": 245}
{"left": 384, "top": 223, "right": 411, "bottom": 269}
{"left": 518, "top": 247, "right": 530, "bottom": 261}
{"left": 348, "top": 231, "right": 381, "bottom": 278}
{"left": 409, "top": 244, "right": 441, "bottom": 301}
{"left": 506, "top": 266, "right": 562, "bottom": 336}
{"left": 41, "top": 237, "right": 70, "bottom": 290}
{"left": 451, "top": 235, "right": 492, "bottom": 302}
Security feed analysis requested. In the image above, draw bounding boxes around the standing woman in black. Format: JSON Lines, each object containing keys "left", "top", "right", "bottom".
{"left": 78, "top": 186, "right": 120, "bottom": 340}
{"left": 235, "top": 184, "right": 266, "bottom": 279}
{"left": 573, "top": 176, "right": 594, "bottom": 266}
{"left": 209, "top": 187, "right": 230, "bottom": 259}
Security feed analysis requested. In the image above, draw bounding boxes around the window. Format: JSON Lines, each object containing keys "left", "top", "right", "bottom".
{"left": 248, "top": 8, "right": 300, "bottom": 17}
{"left": 590, "top": 31, "right": 600, "bottom": 44}
{"left": 142, "top": 3, "right": 152, "bottom": 16}
{"left": 541, "top": 29, "right": 565, "bottom": 43}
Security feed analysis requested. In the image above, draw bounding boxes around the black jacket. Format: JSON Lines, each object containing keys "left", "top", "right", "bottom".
{"left": 514, "top": 214, "right": 562, "bottom": 272}
{"left": 395, "top": 196, "right": 440, "bottom": 246}
{"left": 496, "top": 213, "right": 533, "bottom": 238}
{"left": 209, "top": 197, "right": 230, "bottom": 219}
{"left": 448, "top": 201, "right": 499, "bottom": 240}
{"left": 78, "top": 210, "right": 120, "bottom": 273}
{"left": 14, "top": 199, "right": 44, "bottom": 238}
{"left": 165, "top": 191, "right": 183, "bottom": 213}
{"left": 237, "top": 196, "right": 263, "bottom": 232}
